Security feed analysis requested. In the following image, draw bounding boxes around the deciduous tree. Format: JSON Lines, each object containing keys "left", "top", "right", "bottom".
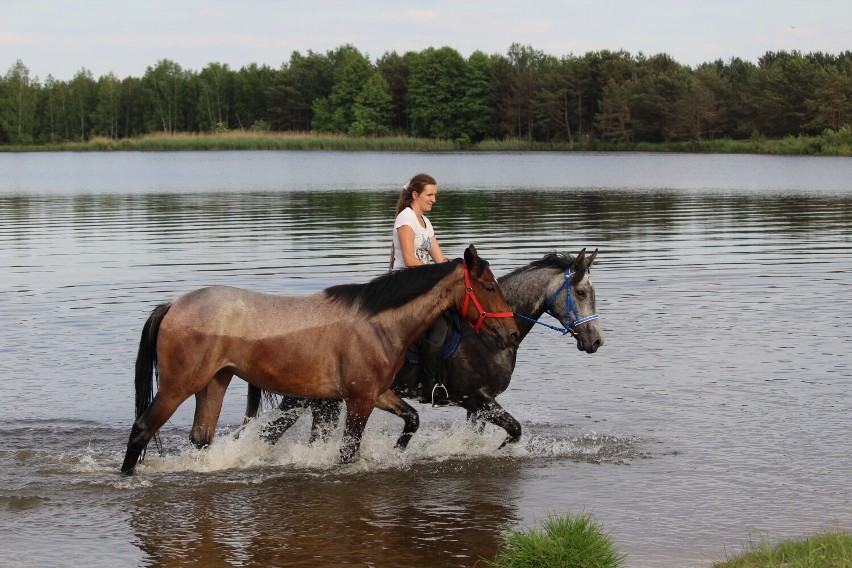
{"left": 407, "top": 46, "right": 467, "bottom": 140}
{"left": 350, "top": 72, "right": 392, "bottom": 136}
{"left": 1, "top": 59, "right": 39, "bottom": 144}
{"left": 142, "top": 59, "right": 186, "bottom": 134}
{"left": 312, "top": 46, "right": 372, "bottom": 132}
{"left": 94, "top": 72, "right": 121, "bottom": 138}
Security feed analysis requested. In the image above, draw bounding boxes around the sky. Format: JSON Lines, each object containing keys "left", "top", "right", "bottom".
{"left": 3, "top": 0, "right": 851, "bottom": 81}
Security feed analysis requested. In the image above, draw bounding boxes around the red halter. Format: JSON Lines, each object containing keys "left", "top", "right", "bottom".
{"left": 462, "top": 262, "right": 515, "bottom": 332}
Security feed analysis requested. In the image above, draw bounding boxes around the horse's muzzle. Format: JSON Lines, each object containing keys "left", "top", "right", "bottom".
{"left": 576, "top": 334, "right": 604, "bottom": 354}
{"left": 499, "top": 331, "right": 521, "bottom": 350}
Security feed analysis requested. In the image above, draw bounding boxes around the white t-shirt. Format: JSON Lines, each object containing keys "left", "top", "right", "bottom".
{"left": 392, "top": 207, "right": 434, "bottom": 271}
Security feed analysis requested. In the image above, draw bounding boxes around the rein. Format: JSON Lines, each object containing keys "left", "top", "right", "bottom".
{"left": 514, "top": 268, "right": 599, "bottom": 337}
{"left": 462, "top": 262, "right": 515, "bottom": 333}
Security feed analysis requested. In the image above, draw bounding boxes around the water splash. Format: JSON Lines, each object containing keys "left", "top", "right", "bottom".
{"left": 115, "top": 412, "right": 646, "bottom": 477}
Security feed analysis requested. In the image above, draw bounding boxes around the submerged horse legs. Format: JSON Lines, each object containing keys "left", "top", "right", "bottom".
{"left": 340, "top": 396, "right": 377, "bottom": 463}
{"left": 465, "top": 398, "right": 522, "bottom": 449}
{"left": 261, "top": 396, "right": 313, "bottom": 444}
{"left": 190, "top": 370, "right": 233, "bottom": 448}
{"left": 243, "top": 386, "right": 341, "bottom": 445}
{"left": 245, "top": 393, "right": 408, "bottom": 449}
{"left": 121, "top": 390, "right": 191, "bottom": 474}
{"left": 374, "top": 390, "right": 420, "bottom": 450}
{"left": 307, "top": 399, "right": 342, "bottom": 443}
{"left": 260, "top": 391, "right": 418, "bottom": 451}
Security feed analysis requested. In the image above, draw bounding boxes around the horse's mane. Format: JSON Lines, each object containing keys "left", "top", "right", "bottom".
{"left": 324, "top": 259, "right": 463, "bottom": 316}
{"left": 500, "top": 251, "right": 576, "bottom": 282}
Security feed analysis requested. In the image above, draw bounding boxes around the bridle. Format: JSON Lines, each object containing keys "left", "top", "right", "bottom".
{"left": 514, "top": 268, "right": 599, "bottom": 337}
{"left": 462, "top": 262, "right": 515, "bottom": 333}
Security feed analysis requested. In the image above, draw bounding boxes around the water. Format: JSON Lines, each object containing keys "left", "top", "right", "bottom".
{"left": 1, "top": 151, "right": 850, "bottom": 567}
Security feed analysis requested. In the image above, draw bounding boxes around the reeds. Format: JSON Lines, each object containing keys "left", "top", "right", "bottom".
{"left": 2, "top": 127, "right": 851, "bottom": 155}
{"left": 1, "top": 131, "right": 457, "bottom": 152}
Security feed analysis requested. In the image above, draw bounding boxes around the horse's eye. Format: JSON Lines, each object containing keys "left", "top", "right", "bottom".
{"left": 576, "top": 289, "right": 586, "bottom": 298}
{"left": 486, "top": 285, "right": 496, "bottom": 293}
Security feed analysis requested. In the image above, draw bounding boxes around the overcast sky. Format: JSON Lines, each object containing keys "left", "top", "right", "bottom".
{"left": 4, "top": 0, "right": 851, "bottom": 81}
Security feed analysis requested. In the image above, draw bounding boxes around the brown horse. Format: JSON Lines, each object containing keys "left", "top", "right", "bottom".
{"left": 120, "top": 245, "right": 519, "bottom": 474}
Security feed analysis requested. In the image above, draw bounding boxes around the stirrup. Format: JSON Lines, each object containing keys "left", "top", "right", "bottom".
{"left": 431, "top": 383, "right": 450, "bottom": 408}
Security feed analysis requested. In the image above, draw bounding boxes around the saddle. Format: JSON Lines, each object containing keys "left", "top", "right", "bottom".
{"left": 405, "top": 310, "right": 462, "bottom": 364}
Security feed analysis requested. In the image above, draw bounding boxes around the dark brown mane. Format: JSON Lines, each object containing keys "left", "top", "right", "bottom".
{"left": 324, "top": 259, "right": 462, "bottom": 316}
{"left": 500, "top": 252, "right": 576, "bottom": 283}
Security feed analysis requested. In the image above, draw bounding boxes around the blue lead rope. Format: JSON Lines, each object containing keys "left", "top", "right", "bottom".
{"left": 515, "top": 269, "right": 599, "bottom": 336}
{"left": 514, "top": 312, "right": 576, "bottom": 335}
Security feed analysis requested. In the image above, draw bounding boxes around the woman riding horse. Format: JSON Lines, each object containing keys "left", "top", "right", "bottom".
{"left": 391, "top": 173, "right": 452, "bottom": 407}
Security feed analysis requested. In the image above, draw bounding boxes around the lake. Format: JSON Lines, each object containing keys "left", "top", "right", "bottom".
{"left": 1, "top": 150, "right": 850, "bottom": 567}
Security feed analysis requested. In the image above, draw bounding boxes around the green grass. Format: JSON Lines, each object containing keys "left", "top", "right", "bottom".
{"left": 2, "top": 126, "right": 851, "bottom": 155}
{"left": 480, "top": 514, "right": 851, "bottom": 568}
{"left": 0, "top": 131, "right": 458, "bottom": 152}
{"left": 482, "top": 512, "right": 625, "bottom": 568}
{"left": 713, "top": 531, "right": 852, "bottom": 568}
{"left": 478, "top": 126, "right": 852, "bottom": 155}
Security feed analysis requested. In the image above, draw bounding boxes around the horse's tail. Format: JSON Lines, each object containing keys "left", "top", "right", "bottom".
{"left": 134, "top": 303, "right": 171, "bottom": 420}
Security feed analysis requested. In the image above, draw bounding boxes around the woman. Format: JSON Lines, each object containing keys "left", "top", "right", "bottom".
{"left": 391, "top": 173, "right": 451, "bottom": 407}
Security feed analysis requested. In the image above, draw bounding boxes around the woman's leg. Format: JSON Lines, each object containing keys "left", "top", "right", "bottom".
{"left": 419, "top": 311, "right": 451, "bottom": 406}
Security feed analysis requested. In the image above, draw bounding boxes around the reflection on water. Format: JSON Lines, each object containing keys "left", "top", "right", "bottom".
{"left": 1, "top": 151, "right": 851, "bottom": 567}
{"left": 127, "top": 462, "right": 524, "bottom": 568}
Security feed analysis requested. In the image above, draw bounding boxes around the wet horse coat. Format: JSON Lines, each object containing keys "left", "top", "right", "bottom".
{"left": 120, "top": 246, "right": 519, "bottom": 474}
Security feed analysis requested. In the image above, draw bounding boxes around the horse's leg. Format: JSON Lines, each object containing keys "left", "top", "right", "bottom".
{"left": 121, "top": 390, "right": 189, "bottom": 474}
{"left": 244, "top": 383, "right": 262, "bottom": 422}
{"left": 308, "top": 399, "right": 343, "bottom": 444}
{"left": 340, "top": 396, "right": 375, "bottom": 463}
{"left": 466, "top": 410, "right": 487, "bottom": 434}
{"left": 374, "top": 390, "right": 420, "bottom": 450}
{"left": 261, "top": 396, "right": 311, "bottom": 444}
{"left": 466, "top": 398, "right": 522, "bottom": 449}
{"left": 190, "top": 370, "right": 233, "bottom": 448}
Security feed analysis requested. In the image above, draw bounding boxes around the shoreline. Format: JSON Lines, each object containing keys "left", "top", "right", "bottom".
{"left": 2, "top": 129, "right": 851, "bottom": 156}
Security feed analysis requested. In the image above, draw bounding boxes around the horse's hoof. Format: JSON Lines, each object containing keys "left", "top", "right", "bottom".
{"left": 339, "top": 450, "right": 358, "bottom": 464}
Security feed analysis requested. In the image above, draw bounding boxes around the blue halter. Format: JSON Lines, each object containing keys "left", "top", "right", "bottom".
{"left": 515, "top": 268, "right": 599, "bottom": 336}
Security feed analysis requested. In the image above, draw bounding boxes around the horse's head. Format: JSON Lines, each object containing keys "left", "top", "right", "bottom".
{"left": 563, "top": 248, "right": 604, "bottom": 353}
{"left": 460, "top": 245, "right": 520, "bottom": 349}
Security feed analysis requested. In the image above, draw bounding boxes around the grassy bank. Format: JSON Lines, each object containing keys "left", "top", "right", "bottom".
{"left": 2, "top": 127, "right": 851, "bottom": 155}
{"left": 0, "top": 131, "right": 458, "bottom": 153}
{"left": 712, "top": 531, "right": 852, "bottom": 567}
{"left": 479, "top": 126, "right": 852, "bottom": 156}
{"left": 482, "top": 513, "right": 851, "bottom": 567}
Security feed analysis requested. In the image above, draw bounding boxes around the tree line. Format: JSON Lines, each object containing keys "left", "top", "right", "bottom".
{"left": 2, "top": 44, "right": 851, "bottom": 146}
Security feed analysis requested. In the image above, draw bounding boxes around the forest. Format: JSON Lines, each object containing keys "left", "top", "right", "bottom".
{"left": 1, "top": 43, "right": 851, "bottom": 147}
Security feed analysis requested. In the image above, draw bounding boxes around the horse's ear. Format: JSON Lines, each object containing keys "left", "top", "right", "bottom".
{"left": 464, "top": 244, "right": 477, "bottom": 265}
{"left": 571, "top": 248, "right": 587, "bottom": 273}
{"left": 586, "top": 248, "right": 598, "bottom": 268}
{"left": 464, "top": 245, "right": 483, "bottom": 275}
